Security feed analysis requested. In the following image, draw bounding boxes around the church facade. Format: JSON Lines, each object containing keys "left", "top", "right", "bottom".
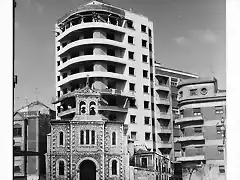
{"left": 45, "top": 83, "right": 129, "bottom": 180}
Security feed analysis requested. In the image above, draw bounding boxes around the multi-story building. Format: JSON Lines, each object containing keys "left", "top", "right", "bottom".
{"left": 13, "top": 101, "right": 55, "bottom": 180}
{"left": 173, "top": 77, "right": 226, "bottom": 180}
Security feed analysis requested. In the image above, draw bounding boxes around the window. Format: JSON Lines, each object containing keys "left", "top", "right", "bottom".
{"left": 190, "top": 89, "right": 198, "bottom": 96}
{"left": 107, "top": 49, "right": 115, "bottom": 56}
{"left": 141, "top": 157, "right": 147, "bottom": 168}
{"left": 57, "top": 46, "right": 60, "bottom": 51}
{"left": 141, "top": 25, "right": 147, "bottom": 32}
{"left": 14, "top": 146, "right": 21, "bottom": 151}
{"left": 193, "top": 108, "right": 201, "bottom": 116}
{"left": 57, "top": 61, "right": 60, "bottom": 66}
{"left": 150, "top": 58, "right": 153, "bottom": 66}
{"left": 145, "top": 133, "right": 151, "bottom": 140}
{"left": 107, "top": 33, "right": 115, "bottom": 40}
{"left": 142, "top": 39, "right": 147, "bottom": 47}
{"left": 216, "top": 125, "right": 222, "bottom": 134}
{"left": 171, "top": 78, "right": 178, "bottom": 86}
{"left": 152, "top": 118, "right": 155, "bottom": 126}
{"left": 129, "top": 83, "right": 135, "bottom": 91}
{"left": 194, "top": 127, "right": 202, "bottom": 134}
{"left": 143, "top": 85, "right": 149, "bottom": 93}
{"left": 112, "top": 160, "right": 117, "bottom": 175}
{"left": 218, "top": 146, "right": 224, "bottom": 153}
{"left": 89, "top": 101, "right": 96, "bottom": 115}
{"left": 150, "top": 73, "right": 153, "bottom": 81}
{"left": 62, "top": 57, "right": 67, "bottom": 63}
{"left": 112, "top": 132, "right": 116, "bottom": 145}
{"left": 152, "top": 133, "right": 155, "bottom": 141}
{"left": 107, "top": 65, "right": 116, "bottom": 73}
{"left": 144, "top": 101, "right": 149, "bottom": 109}
{"left": 215, "top": 106, "right": 224, "bottom": 114}
{"left": 180, "top": 109, "right": 184, "bottom": 117}
{"left": 80, "top": 101, "right": 86, "bottom": 114}
{"left": 128, "top": 51, "right": 134, "bottom": 59}
{"left": 86, "top": 130, "right": 89, "bottom": 144}
{"left": 59, "top": 132, "right": 64, "bottom": 146}
{"left": 80, "top": 130, "right": 84, "bottom": 145}
{"left": 148, "top": 28, "right": 152, "bottom": 37}
{"left": 151, "top": 103, "right": 154, "bottom": 111}
{"left": 130, "top": 115, "right": 136, "bottom": 123}
{"left": 143, "top": 70, "right": 148, "bottom": 78}
{"left": 149, "top": 43, "right": 152, "bottom": 51}
{"left": 129, "top": 67, "right": 135, "bottom": 76}
{"left": 91, "top": 130, "right": 95, "bottom": 144}
{"left": 62, "top": 73, "right": 67, "bottom": 79}
{"left": 14, "top": 124, "right": 22, "bottom": 137}
{"left": 14, "top": 166, "right": 21, "bottom": 173}
{"left": 131, "top": 131, "right": 137, "bottom": 140}
{"left": 71, "top": 68, "right": 79, "bottom": 75}
{"left": 151, "top": 88, "right": 154, "bottom": 96}
{"left": 129, "top": 99, "right": 136, "bottom": 108}
{"left": 127, "top": 20, "right": 134, "bottom": 29}
{"left": 144, "top": 117, "right": 150, "bottom": 124}
{"left": 59, "top": 160, "right": 65, "bottom": 175}
{"left": 128, "top": 36, "right": 134, "bottom": 44}
{"left": 142, "top": 54, "right": 148, "bottom": 63}
{"left": 57, "top": 76, "right": 60, "bottom": 82}
{"left": 219, "top": 166, "right": 225, "bottom": 173}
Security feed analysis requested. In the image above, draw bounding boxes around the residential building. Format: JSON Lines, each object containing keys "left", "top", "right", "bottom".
{"left": 13, "top": 101, "right": 55, "bottom": 180}
{"left": 173, "top": 77, "right": 226, "bottom": 180}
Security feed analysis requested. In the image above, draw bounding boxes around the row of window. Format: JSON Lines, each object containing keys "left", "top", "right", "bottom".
{"left": 127, "top": 21, "right": 152, "bottom": 37}
{"left": 179, "top": 87, "right": 208, "bottom": 98}
{"left": 127, "top": 36, "right": 152, "bottom": 51}
{"left": 129, "top": 67, "right": 154, "bottom": 80}
{"left": 58, "top": 130, "right": 117, "bottom": 146}
{"left": 128, "top": 99, "right": 154, "bottom": 110}
{"left": 180, "top": 106, "right": 224, "bottom": 117}
{"left": 57, "top": 159, "right": 119, "bottom": 176}
{"left": 129, "top": 83, "right": 154, "bottom": 94}
{"left": 130, "top": 116, "right": 155, "bottom": 125}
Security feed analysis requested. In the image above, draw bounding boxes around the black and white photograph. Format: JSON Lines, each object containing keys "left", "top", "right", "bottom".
{"left": 1, "top": 0, "right": 240, "bottom": 180}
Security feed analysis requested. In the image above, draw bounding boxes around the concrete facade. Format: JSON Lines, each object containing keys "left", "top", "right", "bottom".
{"left": 13, "top": 101, "right": 55, "bottom": 180}
{"left": 173, "top": 77, "right": 226, "bottom": 180}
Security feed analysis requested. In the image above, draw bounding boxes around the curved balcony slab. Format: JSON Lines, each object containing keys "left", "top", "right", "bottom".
{"left": 58, "top": 38, "right": 126, "bottom": 56}
{"left": 158, "top": 141, "right": 172, "bottom": 149}
{"left": 57, "top": 22, "right": 126, "bottom": 41}
{"left": 156, "top": 98, "right": 170, "bottom": 106}
{"left": 98, "top": 105, "right": 128, "bottom": 113}
{"left": 156, "top": 113, "right": 171, "bottom": 120}
{"left": 58, "top": 55, "right": 127, "bottom": 72}
{"left": 58, "top": 108, "right": 76, "bottom": 117}
{"left": 175, "top": 115, "right": 203, "bottom": 124}
{"left": 174, "top": 135, "right": 204, "bottom": 143}
{"left": 57, "top": 71, "right": 127, "bottom": 87}
{"left": 158, "top": 127, "right": 172, "bottom": 134}
{"left": 176, "top": 155, "right": 205, "bottom": 162}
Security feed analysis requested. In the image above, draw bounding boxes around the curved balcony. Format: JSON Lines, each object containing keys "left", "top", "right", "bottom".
{"left": 97, "top": 88, "right": 135, "bottom": 98}
{"left": 98, "top": 105, "right": 128, "bottom": 113}
{"left": 175, "top": 115, "right": 203, "bottom": 124}
{"left": 58, "top": 55, "right": 127, "bottom": 72}
{"left": 155, "top": 97, "right": 170, "bottom": 106}
{"left": 174, "top": 134, "right": 204, "bottom": 143}
{"left": 57, "top": 22, "right": 126, "bottom": 41}
{"left": 58, "top": 108, "right": 76, "bottom": 117}
{"left": 58, "top": 38, "right": 126, "bottom": 56}
{"left": 57, "top": 71, "right": 127, "bottom": 87}
{"left": 176, "top": 155, "right": 205, "bottom": 162}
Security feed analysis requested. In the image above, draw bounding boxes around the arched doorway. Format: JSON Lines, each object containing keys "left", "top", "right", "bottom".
{"left": 79, "top": 160, "right": 96, "bottom": 180}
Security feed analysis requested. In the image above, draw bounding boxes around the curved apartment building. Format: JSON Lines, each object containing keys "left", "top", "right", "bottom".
{"left": 54, "top": 0, "right": 155, "bottom": 150}
{"left": 174, "top": 77, "right": 226, "bottom": 180}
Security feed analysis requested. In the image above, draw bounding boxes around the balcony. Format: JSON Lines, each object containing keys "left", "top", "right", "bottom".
{"left": 175, "top": 115, "right": 203, "bottom": 124}
{"left": 98, "top": 105, "right": 128, "bottom": 113}
{"left": 58, "top": 108, "right": 76, "bottom": 117}
{"left": 176, "top": 155, "right": 205, "bottom": 162}
{"left": 158, "top": 141, "right": 172, "bottom": 149}
{"left": 158, "top": 126, "right": 172, "bottom": 134}
{"left": 57, "top": 71, "right": 127, "bottom": 87}
{"left": 155, "top": 97, "right": 170, "bottom": 106}
{"left": 155, "top": 83, "right": 170, "bottom": 92}
{"left": 57, "top": 22, "right": 126, "bottom": 41}
{"left": 156, "top": 112, "right": 171, "bottom": 120}
{"left": 58, "top": 38, "right": 126, "bottom": 56}
{"left": 174, "top": 134, "right": 204, "bottom": 143}
{"left": 58, "top": 55, "right": 127, "bottom": 71}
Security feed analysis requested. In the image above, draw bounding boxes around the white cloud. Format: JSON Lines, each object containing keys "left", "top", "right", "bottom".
{"left": 174, "top": 36, "right": 186, "bottom": 44}
{"left": 191, "top": 29, "right": 218, "bottom": 44}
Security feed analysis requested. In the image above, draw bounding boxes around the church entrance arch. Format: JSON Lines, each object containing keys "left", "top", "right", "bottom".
{"left": 76, "top": 157, "right": 99, "bottom": 180}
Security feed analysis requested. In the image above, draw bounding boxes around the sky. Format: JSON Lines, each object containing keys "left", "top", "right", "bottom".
{"left": 14, "top": 0, "right": 226, "bottom": 110}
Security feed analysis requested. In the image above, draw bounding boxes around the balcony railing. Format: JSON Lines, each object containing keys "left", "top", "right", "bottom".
{"left": 155, "top": 97, "right": 170, "bottom": 105}
{"left": 175, "top": 115, "right": 203, "bottom": 124}
{"left": 98, "top": 105, "right": 128, "bottom": 113}
{"left": 157, "top": 112, "right": 171, "bottom": 120}
{"left": 176, "top": 155, "right": 205, "bottom": 162}
{"left": 174, "top": 134, "right": 204, "bottom": 142}
{"left": 155, "top": 83, "right": 170, "bottom": 91}
{"left": 158, "top": 141, "right": 172, "bottom": 148}
{"left": 58, "top": 108, "right": 76, "bottom": 117}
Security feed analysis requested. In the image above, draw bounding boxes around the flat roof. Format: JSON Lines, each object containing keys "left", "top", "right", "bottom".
{"left": 177, "top": 77, "right": 217, "bottom": 88}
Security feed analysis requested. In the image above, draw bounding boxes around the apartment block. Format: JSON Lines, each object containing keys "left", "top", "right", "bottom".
{"left": 13, "top": 101, "right": 55, "bottom": 180}
{"left": 173, "top": 77, "right": 226, "bottom": 180}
